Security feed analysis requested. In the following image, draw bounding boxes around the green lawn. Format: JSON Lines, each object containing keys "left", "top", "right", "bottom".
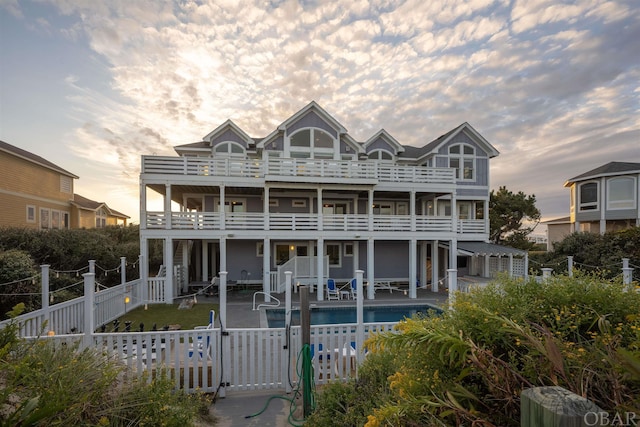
{"left": 98, "top": 302, "right": 219, "bottom": 332}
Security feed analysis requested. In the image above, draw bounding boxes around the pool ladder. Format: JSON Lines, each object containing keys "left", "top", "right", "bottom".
{"left": 252, "top": 291, "right": 281, "bottom": 311}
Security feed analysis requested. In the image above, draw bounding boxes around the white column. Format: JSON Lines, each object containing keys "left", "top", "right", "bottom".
{"left": 409, "top": 239, "right": 417, "bottom": 298}
{"left": 353, "top": 240, "right": 359, "bottom": 278}
{"left": 219, "top": 185, "right": 226, "bottom": 230}
{"left": 410, "top": 190, "right": 416, "bottom": 232}
{"left": 139, "top": 241, "right": 148, "bottom": 304}
{"left": 542, "top": 268, "right": 553, "bottom": 281}
{"left": 164, "top": 184, "right": 171, "bottom": 230}
{"left": 317, "top": 238, "right": 324, "bottom": 301}
{"left": 165, "top": 238, "right": 174, "bottom": 303}
{"left": 431, "top": 240, "right": 439, "bottom": 292}
{"left": 419, "top": 241, "right": 427, "bottom": 289}
{"left": 368, "top": 189, "right": 374, "bottom": 231}
{"left": 263, "top": 238, "right": 271, "bottom": 301}
{"left": 447, "top": 268, "right": 457, "bottom": 311}
{"left": 568, "top": 256, "right": 574, "bottom": 277}
{"left": 140, "top": 181, "right": 147, "bottom": 230}
{"left": 89, "top": 259, "right": 95, "bottom": 274}
{"left": 622, "top": 258, "right": 633, "bottom": 285}
{"left": 317, "top": 188, "right": 323, "bottom": 231}
{"left": 451, "top": 194, "right": 457, "bottom": 235}
{"left": 367, "top": 238, "right": 375, "bottom": 299}
{"left": 219, "top": 237, "right": 227, "bottom": 274}
{"left": 264, "top": 186, "right": 270, "bottom": 231}
{"left": 524, "top": 253, "right": 529, "bottom": 282}
{"left": 449, "top": 239, "right": 457, "bottom": 274}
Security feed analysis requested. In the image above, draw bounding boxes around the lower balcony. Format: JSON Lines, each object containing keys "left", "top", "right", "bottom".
{"left": 144, "top": 212, "right": 487, "bottom": 234}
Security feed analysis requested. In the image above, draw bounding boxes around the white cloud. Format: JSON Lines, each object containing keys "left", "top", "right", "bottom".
{"left": 3, "top": 0, "right": 638, "bottom": 222}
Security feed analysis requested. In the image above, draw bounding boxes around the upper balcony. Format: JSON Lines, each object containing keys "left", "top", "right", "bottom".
{"left": 143, "top": 212, "right": 487, "bottom": 235}
{"left": 141, "top": 156, "right": 456, "bottom": 185}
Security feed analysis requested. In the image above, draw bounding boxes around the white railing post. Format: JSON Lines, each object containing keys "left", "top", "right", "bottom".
{"left": 219, "top": 271, "right": 228, "bottom": 398}
{"left": 622, "top": 258, "right": 633, "bottom": 286}
{"left": 567, "top": 256, "right": 574, "bottom": 277}
{"left": 120, "top": 257, "right": 127, "bottom": 285}
{"left": 41, "top": 264, "right": 50, "bottom": 333}
{"left": 447, "top": 269, "right": 457, "bottom": 310}
{"left": 83, "top": 272, "right": 95, "bottom": 349}
{"left": 285, "top": 271, "right": 293, "bottom": 393}
{"left": 355, "top": 270, "right": 364, "bottom": 376}
{"left": 542, "top": 268, "right": 553, "bottom": 281}
{"left": 89, "top": 259, "right": 96, "bottom": 274}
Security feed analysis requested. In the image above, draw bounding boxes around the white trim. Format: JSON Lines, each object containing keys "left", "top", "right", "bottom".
{"left": 344, "top": 242, "right": 354, "bottom": 256}
{"left": 578, "top": 181, "right": 599, "bottom": 212}
{"left": 26, "top": 205, "right": 36, "bottom": 223}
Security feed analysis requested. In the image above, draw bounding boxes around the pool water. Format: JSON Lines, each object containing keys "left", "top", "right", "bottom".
{"left": 265, "top": 304, "right": 442, "bottom": 328}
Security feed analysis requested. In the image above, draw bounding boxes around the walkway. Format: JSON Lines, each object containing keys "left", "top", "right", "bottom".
{"left": 205, "top": 287, "right": 449, "bottom": 426}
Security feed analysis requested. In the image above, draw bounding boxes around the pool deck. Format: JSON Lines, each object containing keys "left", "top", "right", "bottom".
{"left": 197, "top": 286, "right": 450, "bottom": 329}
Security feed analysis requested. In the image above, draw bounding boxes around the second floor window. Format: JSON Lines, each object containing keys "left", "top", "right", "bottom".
{"left": 608, "top": 177, "right": 635, "bottom": 209}
{"left": 214, "top": 141, "right": 245, "bottom": 157}
{"left": 367, "top": 149, "right": 393, "bottom": 160}
{"left": 289, "top": 129, "right": 334, "bottom": 159}
{"left": 579, "top": 182, "right": 598, "bottom": 211}
{"left": 449, "top": 143, "right": 475, "bottom": 180}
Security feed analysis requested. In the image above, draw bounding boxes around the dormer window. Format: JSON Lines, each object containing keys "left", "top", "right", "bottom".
{"left": 289, "top": 129, "right": 335, "bottom": 159}
{"left": 449, "top": 143, "right": 475, "bottom": 180}
{"left": 214, "top": 141, "right": 245, "bottom": 157}
{"left": 368, "top": 149, "right": 394, "bottom": 161}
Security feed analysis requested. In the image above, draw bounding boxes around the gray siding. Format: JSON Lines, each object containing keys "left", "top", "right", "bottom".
{"left": 287, "top": 111, "right": 338, "bottom": 138}
{"left": 226, "top": 240, "right": 264, "bottom": 282}
{"left": 211, "top": 129, "right": 248, "bottom": 148}
{"left": 457, "top": 188, "right": 488, "bottom": 197}
{"left": 604, "top": 208, "right": 638, "bottom": 219}
{"left": 366, "top": 137, "right": 394, "bottom": 154}
{"left": 264, "top": 135, "right": 283, "bottom": 151}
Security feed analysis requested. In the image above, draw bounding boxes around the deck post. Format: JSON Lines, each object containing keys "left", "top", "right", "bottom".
{"left": 284, "top": 271, "right": 292, "bottom": 393}
{"left": 622, "top": 258, "right": 633, "bottom": 286}
{"left": 82, "top": 272, "right": 95, "bottom": 349}
{"left": 120, "top": 256, "right": 127, "bottom": 285}
{"left": 567, "top": 256, "right": 573, "bottom": 277}
{"left": 447, "top": 268, "right": 457, "bottom": 310}
{"left": 41, "top": 265, "right": 50, "bottom": 333}
{"left": 300, "top": 286, "right": 312, "bottom": 418}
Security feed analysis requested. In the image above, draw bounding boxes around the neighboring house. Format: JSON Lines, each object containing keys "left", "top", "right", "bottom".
{"left": 546, "top": 162, "right": 640, "bottom": 250}
{"left": 542, "top": 216, "right": 572, "bottom": 251}
{"left": 70, "top": 193, "right": 129, "bottom": 228}
{"left": 0, "top": 140, "right": 129, "bottom": 229}
{"left": 0, "top": 140, "right": 78, "bottom": 229}
{"left": 139, "top": 101, "right": 525, "bottom": 302}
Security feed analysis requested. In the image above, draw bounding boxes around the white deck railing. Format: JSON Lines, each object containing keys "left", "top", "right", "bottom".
{"left": 144, "top": 212, "right": 486, "bottom": 234}
{"left": 142, "top": 156, "right": 455, "bottom": 185}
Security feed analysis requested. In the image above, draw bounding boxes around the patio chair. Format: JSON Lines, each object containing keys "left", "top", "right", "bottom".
{"left": 188, "top": 309, "right": 215, "bottom": 360}
{"left": 326, "top": 278, "right": 339, "bottom": 300}
{"left": 349, "top": 278, "right": 358, "bottom": 299}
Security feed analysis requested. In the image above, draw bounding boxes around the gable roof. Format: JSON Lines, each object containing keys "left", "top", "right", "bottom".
{"left": 411, "top": 122, "right": 500, "bottom": 161}
{"left": 72, "top": 194, "right": 129, "bottom": 219}
{"left": 564, "top": 162, "right": 640, "bottom": 186}
{"left": 364, "top": 129, "right": 404, "bottom": 154}
{"left": 0, "top": 140, "right": 79, "bottom": 178}
{"left": 456, "top": 241, "right": 527, "bottom": 257}
{"left": 257, "top": 101, "right": 348, "bottom": 149}
{"left": 542, "top": 216, "right": 571, "bottom": 225}
{"left": 202, "top": 119, "right": 254, "bottom": 146}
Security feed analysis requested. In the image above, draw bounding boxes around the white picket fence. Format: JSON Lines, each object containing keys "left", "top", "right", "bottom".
{"left": 37, "top": 321, "right": 397, "bottom": 394}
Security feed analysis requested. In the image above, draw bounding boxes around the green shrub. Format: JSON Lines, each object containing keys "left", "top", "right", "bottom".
{"left": 315, "top": 274, "right": 640, "bottom": 427}
{"left": 0, "top": 308, "right": 214, "bottom": 426}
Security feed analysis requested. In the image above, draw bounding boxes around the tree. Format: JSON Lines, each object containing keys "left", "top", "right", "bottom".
{"left": 489, "top": 186, "right": 541, "bottom": 249}
{"left": 0, "top": 250, "right": 39, "bottom": 319}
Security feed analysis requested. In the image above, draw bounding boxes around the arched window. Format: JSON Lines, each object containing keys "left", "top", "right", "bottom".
{"left": 289, "top": 129, "right": 335, "bottom": 159}
{"left": 448, "top": 143, "right": 475, "bottom": 180}
{"left": 367, "top": 149, "right": 394, "bottom": 160}
{"left": 214, "top": 141, "right": 245, "bottom": 157}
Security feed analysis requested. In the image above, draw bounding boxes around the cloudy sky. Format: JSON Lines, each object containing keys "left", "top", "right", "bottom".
{"left": 1, "top": 0, "right": 638, "bottom": 229}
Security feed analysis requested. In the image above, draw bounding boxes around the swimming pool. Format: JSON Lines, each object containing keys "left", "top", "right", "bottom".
{"left": 265, "top": 304, "right": 442, "bottom": 328}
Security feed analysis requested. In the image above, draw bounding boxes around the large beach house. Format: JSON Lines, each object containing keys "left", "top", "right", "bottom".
{"left": 139, "top": 102, "right": 524, "bottom": 302}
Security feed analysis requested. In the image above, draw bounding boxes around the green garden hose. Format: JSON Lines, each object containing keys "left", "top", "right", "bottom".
{"left": 244, "top": 343, "right": 315, "bottom": 426}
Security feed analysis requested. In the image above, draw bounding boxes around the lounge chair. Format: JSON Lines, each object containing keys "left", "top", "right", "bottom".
{"left": 326, "top": 278, "right": 339, "bottom": 300}
{"left": 349, "top": 278, "right": 358, "bottom": 299}
{"left": 188, "top": 309, "right": 215, "bottom": 360}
